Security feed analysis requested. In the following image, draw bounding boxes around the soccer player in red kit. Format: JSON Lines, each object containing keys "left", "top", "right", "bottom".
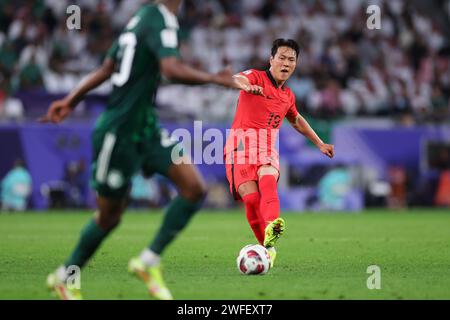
{"left": 225, "top": 39, "right": 334, "bottom": 266}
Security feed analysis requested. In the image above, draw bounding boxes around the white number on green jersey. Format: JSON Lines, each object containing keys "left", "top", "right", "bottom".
{"left": 111, "top": 32, "right": 137, "bottom": 87}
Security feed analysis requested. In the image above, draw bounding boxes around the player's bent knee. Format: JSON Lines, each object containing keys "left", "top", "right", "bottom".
{"left": 98, "top": 215, "right": 121, "bottom": 231}
{"left": 181, "top": 181, "right": 207, "bottom": 202}
{"left": 106, "top": 217, "right": 122, "bottom": 231}
{"left": 96, "top": 208, "right": 123, "bottom": 231}
{"left": 238, "top": 181, "right": 259, "bottom": 198}
{"left": 257, "top": 165, "right": 279, "bottom": 180}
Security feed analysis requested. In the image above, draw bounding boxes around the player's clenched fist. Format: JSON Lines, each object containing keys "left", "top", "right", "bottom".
{"left": 244, "top": 84, "right": 265, "bottom": 96}
{"left": 319, "top": 143, "right": 335, "bottom": 158}
{"left": 39, "top": 99, "right": 72, "bottom": 124}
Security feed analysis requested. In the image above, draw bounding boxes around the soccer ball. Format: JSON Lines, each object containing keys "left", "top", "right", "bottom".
{"left": 236, "top": 244, "right": 271, "bottom": 275}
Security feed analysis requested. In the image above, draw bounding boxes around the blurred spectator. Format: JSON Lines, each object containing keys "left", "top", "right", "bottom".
{"left": 387, "top": 166, "right": 407, "bottom": 209}
{"left": 1, "top": 159, "right": 32, "bottom": 212}
{"left": 39, "top": 159, "right": 88, "bottom": 209}
{"left": 64, "top": 159, "right": 87, "bottom": 208}
{"left": 435, "top": 170, "right": 450, "bottom": 207}
{"left": 0, "top": 80, "right": 24, "bottom": 122}
{"left": 40, "top": 180, "right": 67, "bottom": 209}
{"left": 317, "top": 164, "right": 352, "bottom": 211}
{"left": 17, "top": 54, "right": 44, "bottom": 91}
{"left": 0, "top": 40, "right": 18, "bottom": 80}
{"left": 204, "top": 179, "right": 234, "bottom": 208}
{"left": 0, "top": 0, "right": 448, "bottom": 123}
{"left": 130, "top": 173, "right": 161, "bottom": 208}
{"left": 429, "top": 83, "right": 450, "bottom": 122}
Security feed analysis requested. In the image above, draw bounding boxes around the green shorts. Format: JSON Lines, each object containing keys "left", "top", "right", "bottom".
{"left": 90, "top": 129, "right": 182, "bottom": 199}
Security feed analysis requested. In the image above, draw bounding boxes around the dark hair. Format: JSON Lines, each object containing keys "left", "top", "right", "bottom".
{"left": 271, "top": 38, "right": 300, "bottom": 59}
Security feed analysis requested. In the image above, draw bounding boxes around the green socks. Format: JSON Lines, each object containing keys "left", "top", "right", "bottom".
{"left": 64, "top": 219, "right": 110, "bottom": 269}
{"left": 150, "top": 196, "right": 202, "bottom": 254}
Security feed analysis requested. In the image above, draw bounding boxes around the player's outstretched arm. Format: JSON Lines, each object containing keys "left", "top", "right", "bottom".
{"left": 288, "top": 114, "right": 335, "bottom": 158}
{"left": 160, "top": 57, "right": 234, "bottom": 87}
{"left": 231, "top": 74, "right": 265, "bottom": 96}
{"left": 39, "top": 58, "right": 115, "bottom": 123}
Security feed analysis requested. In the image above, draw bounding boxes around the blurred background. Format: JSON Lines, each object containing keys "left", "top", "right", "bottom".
{"left": 0, "top": 0, "right": 449, "bottom": 212}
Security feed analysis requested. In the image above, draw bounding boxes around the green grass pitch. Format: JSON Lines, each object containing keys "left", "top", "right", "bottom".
{"left": 1, "top": 209, "right": 450, "bottom": 300}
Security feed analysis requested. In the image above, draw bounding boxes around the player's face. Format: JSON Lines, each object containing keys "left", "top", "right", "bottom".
{"left": 269, "top": 47, "right": 297, "bottom": 83}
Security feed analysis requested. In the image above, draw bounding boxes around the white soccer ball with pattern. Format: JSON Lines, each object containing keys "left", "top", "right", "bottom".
{"left": 236, "top": 244, "right": 271, "bottom": 275}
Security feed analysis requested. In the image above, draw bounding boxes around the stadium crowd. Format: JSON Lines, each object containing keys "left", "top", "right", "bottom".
{"left": 0, "top": 0, "right": 449, "bottom": 123}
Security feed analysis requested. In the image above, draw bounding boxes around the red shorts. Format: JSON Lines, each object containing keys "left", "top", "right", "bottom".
{"left": 224, "top": 149, "right": 280, "bottom": 201}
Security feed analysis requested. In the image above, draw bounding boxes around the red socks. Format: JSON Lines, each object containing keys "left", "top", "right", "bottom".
{"left": 241, "top": 175, "right": 280, "bottom": 245}
{"left": 258, "top": 175, "right": 280, "bottom": 224}
{"left": 242, "top": 192, "right": 265, "bottom": 245}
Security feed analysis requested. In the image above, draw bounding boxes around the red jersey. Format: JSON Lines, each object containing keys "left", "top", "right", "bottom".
{"left": 224, "top": 69, "right": 299, "bottom": 163}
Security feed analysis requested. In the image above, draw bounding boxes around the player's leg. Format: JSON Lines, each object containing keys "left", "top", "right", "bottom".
{"left": 129, "top": 161, "right": 205, "bottom": 300}
{"left": 257, "top": 165, "right": 285, "bottom": 264}
{"left": 48, "top": 131, "right": 137, "bottom": 300}
{"left": 149, "top": 161, "right": 206, "bottom": 255}
{"left": 47, "top": 196, "right": 127, "bottom": 300}
{"left": 258, "top": 165, "right": 280, "bottom": 225}
{"left": 65, "top": 196, "right": 127, "bottom": 268}
{"left": 129, "top": 132, "right": 205, "bottom": 300}
{"left": 225, "top": 154, "right": 266, "bottom": 245}
{"left": 237, "top": 181, "right": 265, "bottom": 245}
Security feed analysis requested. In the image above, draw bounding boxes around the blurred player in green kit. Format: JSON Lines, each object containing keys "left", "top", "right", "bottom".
{"left": 41, "top": 0, "right": 233, "bottom": 300}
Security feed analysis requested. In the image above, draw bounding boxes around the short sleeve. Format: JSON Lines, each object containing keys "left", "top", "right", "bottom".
{"left": 144, "top": 7, "right": 180, "bottom": 59}
{"left": 286, "top": 92, "right": 299, "bottom": 122}
{"left": 238, "top": 69, "right": 261, "bottom": 85}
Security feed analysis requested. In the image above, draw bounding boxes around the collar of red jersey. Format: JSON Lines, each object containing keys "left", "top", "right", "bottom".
{"left": 265, "top": 69, "right": 285, "bottom": 90}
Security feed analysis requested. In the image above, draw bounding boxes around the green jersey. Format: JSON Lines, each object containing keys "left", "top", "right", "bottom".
{"left": 95, "top": 3, "right": 180, "bottom": 140}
